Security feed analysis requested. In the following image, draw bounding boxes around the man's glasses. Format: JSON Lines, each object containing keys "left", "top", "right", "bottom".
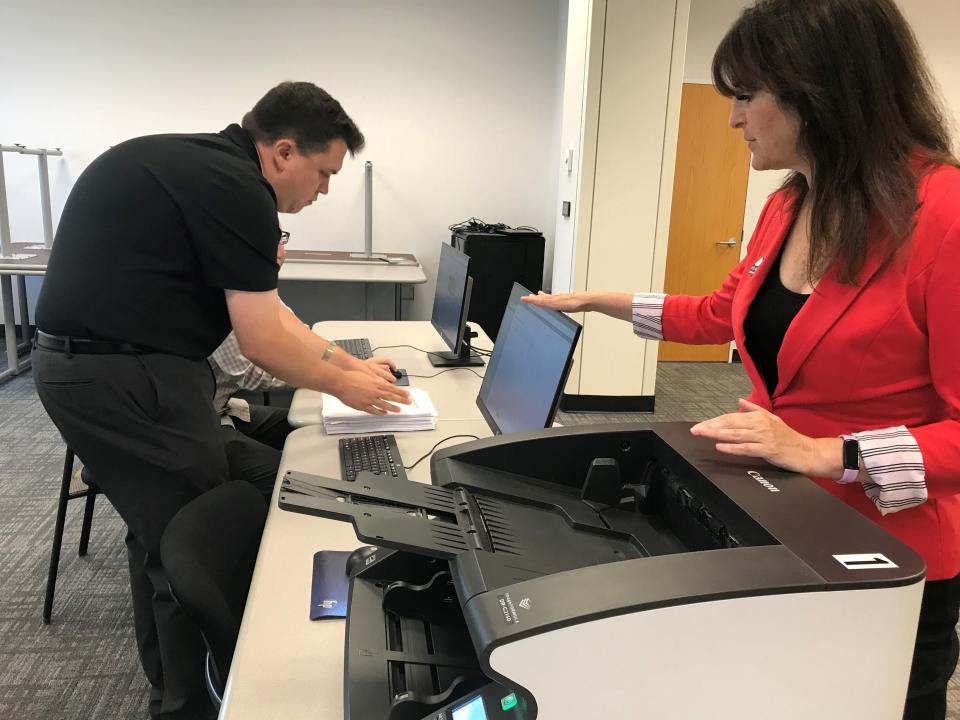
{"left": 280, "top": 230, "right": 291, "bottom": 245}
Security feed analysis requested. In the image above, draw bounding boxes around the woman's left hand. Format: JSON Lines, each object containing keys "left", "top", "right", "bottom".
{"left": 690, "top": 398, "right": 835, "bottom": 477}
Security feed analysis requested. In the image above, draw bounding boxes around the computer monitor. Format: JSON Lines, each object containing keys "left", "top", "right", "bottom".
{"left": 429, "top": 243, "right": 484, "bottom": 368}
{"left": 476, "top": 283, "right": 582, "bottom": 435}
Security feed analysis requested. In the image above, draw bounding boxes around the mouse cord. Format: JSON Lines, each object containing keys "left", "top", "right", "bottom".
{"left": 403, "top": 435, "right": 480, "bottom": 471}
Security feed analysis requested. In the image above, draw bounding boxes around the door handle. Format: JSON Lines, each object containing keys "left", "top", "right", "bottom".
{"left": 716, "top": 238, "right": 737, "bottom": 247}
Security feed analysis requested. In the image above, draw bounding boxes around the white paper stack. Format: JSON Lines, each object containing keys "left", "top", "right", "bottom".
{"left": 321, "top": 387, "right": 439, "bottom": 435}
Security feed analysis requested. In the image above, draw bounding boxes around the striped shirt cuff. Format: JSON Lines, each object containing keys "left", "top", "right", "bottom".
{"left": 632, "top": 292, "right": 666, "bottom": 341}
{"left": 854, "top": 426, "right": 927, "bottom": 516}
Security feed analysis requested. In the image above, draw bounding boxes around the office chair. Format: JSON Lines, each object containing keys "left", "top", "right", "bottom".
{"left": 44, "top": 446, "right": 100, "bottom": 624}
{"left": 160, "top": 481, "right": 267, "bottom": 709}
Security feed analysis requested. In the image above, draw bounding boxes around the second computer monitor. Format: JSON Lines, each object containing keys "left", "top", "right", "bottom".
{"left": 429, "top": 243, "right": 484, "bottom": 367}
{"left": 476, "top": 283, "right": 582, "bottom": 435}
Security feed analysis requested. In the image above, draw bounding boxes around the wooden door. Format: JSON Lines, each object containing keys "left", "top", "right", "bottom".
{"left": 659, "top": 83, "right": 751, "bottom": 361}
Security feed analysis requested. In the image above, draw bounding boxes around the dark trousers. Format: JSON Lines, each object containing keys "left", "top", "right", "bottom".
{"left": 903, "top": 574, "right": 960, "bottom": 719}
{"left": 34, "top": 348, "right": 225, "bottom": 720}
{"left": 221, "top": 404, "right": 292, "bottom": 500}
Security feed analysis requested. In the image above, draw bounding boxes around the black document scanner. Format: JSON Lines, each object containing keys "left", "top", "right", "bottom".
{"left": 278, "top": 423, "right": 925, "bottom": 719}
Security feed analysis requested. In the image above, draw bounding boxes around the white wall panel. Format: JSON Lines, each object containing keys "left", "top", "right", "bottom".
{"left": 0, "top": 0, "right": 563, "bottom": 323}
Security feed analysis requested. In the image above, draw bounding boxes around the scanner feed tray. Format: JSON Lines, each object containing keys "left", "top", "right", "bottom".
{"left": 279, "top": 468, "right": 650, "bottom": 576}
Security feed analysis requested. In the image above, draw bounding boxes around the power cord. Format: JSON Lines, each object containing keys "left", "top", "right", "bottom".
{"left": 403, "top": 435, "right": 480, "bottom": 471}
{"left": 447, "top": 218, "right": 542, "bottom": 235}
{"left": 448, "top": 217, "right": 509, "bottom": 233}
{"left": 407, "top": 368, "right": 484, "bottom": 379}
{"left": 374, "top": 344, "right": 489, "bottom": 366}
{"left": 374, "top": 343, "right": 450, "bottom": 359}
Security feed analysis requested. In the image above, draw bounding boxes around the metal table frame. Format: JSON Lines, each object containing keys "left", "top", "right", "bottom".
{"left": 0, "top": 143, "right": 61, "bottom": 384}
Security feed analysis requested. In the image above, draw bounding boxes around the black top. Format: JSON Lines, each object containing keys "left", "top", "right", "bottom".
{"left": 742, "top": 247, "right": 810, "bottom": 397}
{"left": 36, "top": 124, "right": 281, "bottom": 359}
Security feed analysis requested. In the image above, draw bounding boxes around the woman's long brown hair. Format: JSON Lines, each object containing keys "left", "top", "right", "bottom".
{"left": 712, "top": 0, "right": 957, "bottom": 284}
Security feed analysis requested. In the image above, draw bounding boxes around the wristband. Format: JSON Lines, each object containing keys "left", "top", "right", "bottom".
{"left": 839, "top": 434, "right": 860, "bottom": 484}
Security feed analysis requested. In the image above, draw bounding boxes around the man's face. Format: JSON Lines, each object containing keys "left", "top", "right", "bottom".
{"left": 262, "top": 138, "right": 349, "bottom": 213}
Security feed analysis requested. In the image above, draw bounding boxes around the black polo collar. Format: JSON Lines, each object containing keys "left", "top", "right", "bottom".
{"left": 221, "top": 123, "right": 260, "bottom": 167}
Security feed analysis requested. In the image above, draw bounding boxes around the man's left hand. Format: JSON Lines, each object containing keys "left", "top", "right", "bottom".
{"left": 690, "top": 398, "right": 836, "bottom": 477}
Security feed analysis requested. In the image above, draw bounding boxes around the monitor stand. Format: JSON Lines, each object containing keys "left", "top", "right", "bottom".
{"left": 348, "top": 252, "right": 390, "bottom": 262}
{"left": 429, "top": 327, "right": 485, "bottom": 368}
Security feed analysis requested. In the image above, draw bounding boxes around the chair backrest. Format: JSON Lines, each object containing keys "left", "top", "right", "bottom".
{"left": 160, "top": 481, "right": 267, "bottom": 693}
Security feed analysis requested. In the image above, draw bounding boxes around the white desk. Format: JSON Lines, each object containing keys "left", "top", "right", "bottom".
{"left": 0, "top": 245, "right": 48, "bottom": 384}
{"left": 220, "top": 419, "right": 493, "bottom": 720}
{"left": 279, "top": 255, "right": 427, "bottom": 321}
{"left": 0, "top": 252, "right": 429, "bottom": 383}
{"left": 288, "top": 321, "right": 491, "bottom": 427}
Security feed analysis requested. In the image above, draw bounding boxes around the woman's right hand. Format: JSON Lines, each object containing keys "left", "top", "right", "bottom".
{"left": 521, "top": 290, "right": 635, "bottom": 321}
{"left": 521, "top": 291, "right": 592, "bottom": 313}
{"left": 334, "top": 370, "right": 411, "bottom": 415}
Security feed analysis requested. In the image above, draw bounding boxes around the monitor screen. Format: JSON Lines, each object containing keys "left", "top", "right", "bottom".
{"left": 430, "top": 243, "right": 471, "bottom": 354}
{"left": 477, "top": 283, "right": 582, "bottom": 435}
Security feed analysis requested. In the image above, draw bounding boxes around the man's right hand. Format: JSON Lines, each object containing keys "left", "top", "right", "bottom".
{"left": 335, "top": 369, "right": 411, "bottom": 415}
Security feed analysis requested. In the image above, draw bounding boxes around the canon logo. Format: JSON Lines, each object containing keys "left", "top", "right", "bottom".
{"left": 748, "top": 470, "right": 780, "bottom": 493}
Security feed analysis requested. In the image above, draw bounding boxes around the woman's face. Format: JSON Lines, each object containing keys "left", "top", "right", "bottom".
{"left": 729, "top": 90, "right": 809, "bottom": 177}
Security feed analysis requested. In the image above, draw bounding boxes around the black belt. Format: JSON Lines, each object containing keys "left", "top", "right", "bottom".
{"left": 35, "top": 330, "right": 146, "bottom": 355}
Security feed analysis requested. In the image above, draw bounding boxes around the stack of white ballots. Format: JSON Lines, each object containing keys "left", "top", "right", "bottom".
{"left": 321, "top": 387, "right": 439, "bottom": 434}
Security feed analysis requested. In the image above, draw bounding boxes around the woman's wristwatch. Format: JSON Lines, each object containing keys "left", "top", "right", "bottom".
{"left": 839, "top": 434, "right": 861, "bottom": 483}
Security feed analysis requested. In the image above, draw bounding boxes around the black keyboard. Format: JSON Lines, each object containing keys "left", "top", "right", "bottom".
{"left": 334, "top": 337, "right": 373, "bottom": 360}
{"left": 338, "top": 434, "right": 405, "bottom": 482}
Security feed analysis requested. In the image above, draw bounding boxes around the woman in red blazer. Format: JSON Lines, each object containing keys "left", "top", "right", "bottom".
{"left": 526, "top": 1, "right": 959, "bottom": 717}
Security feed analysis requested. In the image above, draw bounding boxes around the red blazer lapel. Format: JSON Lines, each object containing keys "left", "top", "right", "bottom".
{"left": 773, "top": 251, "right": 887, "bottom": 400}
{"left": 731, "top": 196, "right": 795, "bottom": 408}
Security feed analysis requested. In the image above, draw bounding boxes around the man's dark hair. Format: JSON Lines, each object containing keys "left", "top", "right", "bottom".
{"left": 712, "top": 0, "right": 957, "bottom": 284}
{"left": 242, "top": 81, "right": 365, "bottom": 157}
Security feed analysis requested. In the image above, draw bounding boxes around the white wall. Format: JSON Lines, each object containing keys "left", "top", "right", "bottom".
{"left": 1, "top": 0, "right": 563, "bottom": 323}
{"left": 898, "top": 0, "right": 960, "bottom": 148}
{"left": 550, "top": 0, "right": 595, "bottom": 294}
{"left": 542, "top": 0, "right": 570, "bottom": 291}
{"left": 684, "top": 0, "right": 743, "bottom": 85}
{"left": 685, "top": 0, "right": 960, "bottom": 258}
{"left": 551, "top": 0, "right": 688, "bottom": 402}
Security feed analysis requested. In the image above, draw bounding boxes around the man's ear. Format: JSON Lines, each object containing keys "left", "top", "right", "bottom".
{"left": 262, "top": 138, "right": 296, "bottom": 174}
{"left": 274, "top": 139, "right": 296, "bottom": 163}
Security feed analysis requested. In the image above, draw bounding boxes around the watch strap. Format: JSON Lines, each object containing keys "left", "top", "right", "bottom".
{"left": 839, "top": 434, "right": 860, "bottom": 484}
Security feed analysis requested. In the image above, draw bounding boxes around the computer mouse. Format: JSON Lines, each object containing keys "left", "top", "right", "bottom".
{"left": 345, "top": 545, "right": 379, "bottom": 576}
{"left": 391, "top": 368, "right": 409, "bottom": 386}
{"left": 391, "top": 368, "right": 403, "bottom": 380}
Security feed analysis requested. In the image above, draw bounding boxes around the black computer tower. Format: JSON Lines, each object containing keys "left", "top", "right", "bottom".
{"left": 451, "top": 230, "right": 545, "bottom": 341}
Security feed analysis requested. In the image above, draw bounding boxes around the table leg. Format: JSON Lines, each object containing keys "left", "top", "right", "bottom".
{"left": 17, "top": 274, "right": 30, "bottom": 350}
{"left": 1, "top": 274, "right": 20, "bottom": 382}
{"left": 395, "top": 283, "right": 402, "bottom": 321}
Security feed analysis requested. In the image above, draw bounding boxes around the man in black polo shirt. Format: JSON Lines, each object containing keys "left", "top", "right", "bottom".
{"left": 32, "top": 82, "right": 409, "bottom": 720}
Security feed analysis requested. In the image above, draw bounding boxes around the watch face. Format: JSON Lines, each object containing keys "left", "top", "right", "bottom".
{"left": 843, "top": 438, "right": 860, "bottom": 470}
